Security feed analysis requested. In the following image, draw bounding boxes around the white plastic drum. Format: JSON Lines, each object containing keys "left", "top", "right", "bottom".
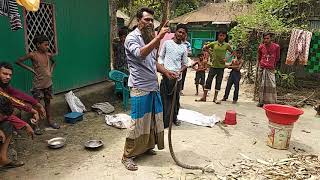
{"left": 267, "top": 122, "right": 294, "bottom": 150}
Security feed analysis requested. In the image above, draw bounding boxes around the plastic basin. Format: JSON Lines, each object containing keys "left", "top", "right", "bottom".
{"left": 263, "top": 104, "right": 304, "bottom": 125}
{"left": 64, "top": 112, "right": 84, "bottom": 124}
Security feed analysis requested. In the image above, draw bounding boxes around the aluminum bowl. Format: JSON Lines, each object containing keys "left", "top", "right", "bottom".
{"left": 84, "top": 140, "right": 104, "bottom": 149}
{"left": 48, "top": 137, "right": 66, "bottom": 149}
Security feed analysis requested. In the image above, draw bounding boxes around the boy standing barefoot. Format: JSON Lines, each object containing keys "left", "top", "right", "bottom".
{"left": 16, "top": 35, "right": 60, "bottom": 129}
{"left": 192, "top": 53, "right": 207, "bottom": 96}
{"left": 221, "top": 49, "right": 244, "bottom": 104}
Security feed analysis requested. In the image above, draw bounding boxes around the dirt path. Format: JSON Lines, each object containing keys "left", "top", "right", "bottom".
{"left": 2, "top": 69, "right": 320, "bottom": 180}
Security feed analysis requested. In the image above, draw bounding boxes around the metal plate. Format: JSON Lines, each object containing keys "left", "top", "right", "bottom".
{"left": 84, "top": 140, "right": 104, "bottom": 149}
{"left": 48, "top": 137, "right": 66, "bottom": 149}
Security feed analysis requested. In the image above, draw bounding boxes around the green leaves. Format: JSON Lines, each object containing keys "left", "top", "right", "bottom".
{"left": 276, "top": 70, "right": 297, "bottom": 89}
{"left": 171, "top": 0, "right": 200, "bottom": 18}
{"left": 230, "top": 0, "right": 317, "bottom": 63}
{"left": 118, "top": 0, "right": 201, "bottom": 20}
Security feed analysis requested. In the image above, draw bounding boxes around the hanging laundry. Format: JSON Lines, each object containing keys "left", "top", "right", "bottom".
{"left": 305, "top": 32, "right": 320, "bottom": 73}
{"left": 0, "top": 0, "right": 22, "bottom": 31}
{"left": 16, "top": 0, "right": 40, "bottom": 12}
{"left": 286, "top": 29, "right": 312, "bottom": 65}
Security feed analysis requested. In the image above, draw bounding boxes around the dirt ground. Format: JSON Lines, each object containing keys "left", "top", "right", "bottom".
{"left": 1, "top": 69, "right": 319, "bottom": 180}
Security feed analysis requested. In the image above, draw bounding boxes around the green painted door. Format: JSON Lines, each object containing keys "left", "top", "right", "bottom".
{"left": 189, "top": 31, "right": 216, "bottom": 56}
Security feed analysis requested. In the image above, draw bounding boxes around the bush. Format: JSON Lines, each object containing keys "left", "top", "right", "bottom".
{"left": 275, "top": 70, "right": 297, "bottom": 89}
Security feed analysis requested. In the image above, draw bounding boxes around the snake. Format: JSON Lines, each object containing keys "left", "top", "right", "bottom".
{"left": 0, "top": 90, "right": 27, "bottom": 107}
{"left": 167, "top": 79, "right": 215, "bottom": 173}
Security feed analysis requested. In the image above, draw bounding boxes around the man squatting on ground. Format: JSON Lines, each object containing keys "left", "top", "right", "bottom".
{"left": 0, "top": 95, "right": 34, "bottom": 169}
{"left": 0, "top": 62, "right": 46, "bottom": 134}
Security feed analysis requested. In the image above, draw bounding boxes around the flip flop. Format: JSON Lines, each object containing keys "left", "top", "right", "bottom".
{"left": 145, "top": 149, "right": 157, "bottom": 155}
{"left": 174, "top": 121, "right": 182, "bottom": 126}
{"left": 122, "top": 158, "right": 138, "bottom": 171}
{"left": 34, "top": 126, "right": 43, "bottom": 135}
{"left": 195, "top": 99, "right": 206, "bottom": 102}
{"left": 49, "top": 122, "right": 60, "bottom": 129}
{"left": 0, "top": 161, "right": 24, "bottom": 170}
{"left": 213, "top": 100, "right": 221, "bottom": 104}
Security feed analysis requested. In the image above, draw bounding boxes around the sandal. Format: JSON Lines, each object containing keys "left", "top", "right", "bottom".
{"left": 145, "top": 149, "right": 157, "bottom": 155}
{"left": 34, "top": 126, "right": 43, "bottom": 135}
{"left": 0, "top": 161, "right": 24, "bottom": 170}
{"left": 49, "top": 122, "right": 60, "bottom": 129}
{"left": 122, "top": 157, "right": 138, "bottom": 171}
{"left": 174, "top": 121, "right": 182, "bottom": 126}
{"left": 257, "top": 103, "right": 264, "bottom": 107}
{"left": 195, "top": 98, "right": 206, "bottom": 102}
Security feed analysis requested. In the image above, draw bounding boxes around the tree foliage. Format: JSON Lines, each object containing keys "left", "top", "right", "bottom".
{"left": 230, "top": 0, "right": 318, "bottom": 46}
{"left": 119, "top": 0, "right": 162, "bottom": 20}
{"left": 228, "top": 0, "right": 320, "bottom": 84}
{"left": 171, "top": 0, "right": 200, "bottom": 18}
{"left": 118, "top": 0, "right": 230, "bottom": 20}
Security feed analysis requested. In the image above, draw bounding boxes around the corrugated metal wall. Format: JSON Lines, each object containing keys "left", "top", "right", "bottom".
{"left": 0, "top": 7, "right": 32, "bottom": 92}
{"left": 0, "top": 0, "right": 110, "bottom": 93}
{"left": 310, "top": 20, "right": 320, "bottom": 30}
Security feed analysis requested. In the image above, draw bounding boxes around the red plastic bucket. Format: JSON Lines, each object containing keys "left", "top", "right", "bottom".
{"left": 224, "top": 110, "right": 237, "bottom": 125}
{"left": 263, "top": 104, "right": 304, "bottom": 125}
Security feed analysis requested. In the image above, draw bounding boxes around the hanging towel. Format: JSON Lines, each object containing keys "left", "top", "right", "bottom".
{"left": 0, "top": 0, "right": 22, "bottom": 31}
{"left": 286, "top": 29, "right": 312, "bottom": 65}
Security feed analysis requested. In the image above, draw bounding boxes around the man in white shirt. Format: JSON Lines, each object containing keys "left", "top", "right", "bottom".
{"left": 159, "top": 24, "right": 188, "bottom": 128}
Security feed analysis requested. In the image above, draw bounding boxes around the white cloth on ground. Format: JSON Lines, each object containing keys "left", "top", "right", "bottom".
{"left": 105, "top": 113, "right": 132, "bottom": 129}
{"left": 177, "top": 109, "right": 221, "bottom": 127}
{"left": 91, "top": 102, "right": 114, "bottom": 114}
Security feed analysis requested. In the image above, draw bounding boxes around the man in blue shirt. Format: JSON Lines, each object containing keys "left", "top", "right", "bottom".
{"left": 122, "top": 7, "right": 176, "bottom": 171}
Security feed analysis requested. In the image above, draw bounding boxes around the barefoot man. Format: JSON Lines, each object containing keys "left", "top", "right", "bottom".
{"left": 121, "top": 7, "right": 177, "bottom": 171}
{"left": 196, "top": 32, "right": 233, "bottom": 103}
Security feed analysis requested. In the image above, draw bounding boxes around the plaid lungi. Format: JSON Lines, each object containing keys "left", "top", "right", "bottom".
{"left": 258, "top": 68, "right": 277, "bottom": 104}
{"left": 123, "top": 88, "right": 164, "bottom": 158}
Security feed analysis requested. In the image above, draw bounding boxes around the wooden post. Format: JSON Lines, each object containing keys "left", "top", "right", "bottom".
{"left": 109, "top": 0, "right": 118, "bottom": 70}
{"left": 253, "top": 59, "right": 260, "bottom": 101}
{"left": 160, "top": 0, "right": 171, "bottom": 28}
{"left": 156, "top": 0, "right": 171, "bottom": 60}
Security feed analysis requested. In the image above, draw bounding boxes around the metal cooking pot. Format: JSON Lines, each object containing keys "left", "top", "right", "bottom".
{"left": 47, "top": 137, "right": 66, "bottom": 149}
{"left": 84, "top": 140, "right": 104, "bottom": 149}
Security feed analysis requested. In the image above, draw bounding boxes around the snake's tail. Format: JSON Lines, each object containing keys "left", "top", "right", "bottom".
{"left": 167, "top": 80, "right": 210, "bottom": 172}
